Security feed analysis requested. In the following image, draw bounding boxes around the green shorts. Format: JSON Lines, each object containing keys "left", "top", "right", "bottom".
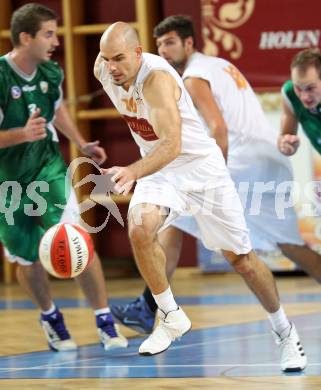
{"left": 0, "top": 155, "right": 79, "bottom": 264}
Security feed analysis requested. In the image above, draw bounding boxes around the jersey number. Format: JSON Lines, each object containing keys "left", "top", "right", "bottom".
{"left": 28, "top": 103, "right": 38, "bottom": 115}
{"left": 224, "top": 65, "right": 248, "bottom": 90}
{"left": 122, "top": 98, "right": 137, "bottom": 113}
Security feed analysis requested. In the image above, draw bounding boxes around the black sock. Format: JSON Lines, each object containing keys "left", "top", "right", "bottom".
{"left": 143, "top": 286, "right": 158, "bottom": 313}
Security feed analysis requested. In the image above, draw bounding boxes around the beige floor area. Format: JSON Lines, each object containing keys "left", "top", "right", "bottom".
{"left": 1, "top": 269, "right": 321, "bottom": 389}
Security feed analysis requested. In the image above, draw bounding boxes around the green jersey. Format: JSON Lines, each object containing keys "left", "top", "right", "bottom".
{"left": 282, "top": 80, "right": 321, "bottom": 155}
{"left": 0, "top": 55, "right": 64, "bottom": 183}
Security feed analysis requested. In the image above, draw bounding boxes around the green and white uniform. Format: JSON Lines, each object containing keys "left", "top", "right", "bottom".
{"left": 0, "top": 54, "right": 79, "bottom": 264}
{"left": 282, "top": 80, "right": 321, "bottom": 155}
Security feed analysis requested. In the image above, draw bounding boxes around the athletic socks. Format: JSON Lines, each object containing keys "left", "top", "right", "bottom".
{"left": 152, "top": 286, "right": 178, "bottom": 314}
{"left": 268, "top": 306, "right": 291, "bottom": 339}
{"left": 41, "top": 302, "right": 57, "bottom": 316}
{"left": 94, "top": 307, "right": 111, "bottom": 316}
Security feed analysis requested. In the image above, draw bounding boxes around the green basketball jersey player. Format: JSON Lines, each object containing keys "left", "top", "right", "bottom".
{"left": 279, "top": 48, "right": 321, "bottom": 156}
{"left": 0, "top": 2, "right": 127, "bottom": 352}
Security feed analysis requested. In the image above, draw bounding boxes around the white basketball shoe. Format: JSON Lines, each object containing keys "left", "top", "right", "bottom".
{"left": 96, "top": 312, "right": 128, "bottom": 350}
{"left": 40, "top": 309, "right": 77, "bottom": 352}
{"left": 272, "top": 322, "right": 307, "bottom": 372}
{"left": 139, "top": 306, "right": 191, "bottom": 355}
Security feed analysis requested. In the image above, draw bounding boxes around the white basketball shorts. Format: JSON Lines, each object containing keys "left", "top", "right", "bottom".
{"left": 129, "top": 153, "right": 252, "bottom": 255}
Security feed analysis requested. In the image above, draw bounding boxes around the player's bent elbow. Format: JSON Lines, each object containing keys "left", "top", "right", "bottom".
{"left": 172, "top": 138, "right": 182, "bottom": 157}
{"left": 167, "top": 146, "right": 180, "bottom": 163}
{"left": 163, "top": 138, "right": 181, "bottom": 162}
{"left": 172, "top": 143, "right": 181, "bottom": 159}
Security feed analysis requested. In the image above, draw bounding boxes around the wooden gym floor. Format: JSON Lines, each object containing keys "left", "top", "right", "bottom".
{"left": 1, "top": 268, "right": 321, "bottom": 389}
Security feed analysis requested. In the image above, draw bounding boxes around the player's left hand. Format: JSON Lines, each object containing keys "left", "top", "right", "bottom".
{"left": 100, "top": 166, "right": 136, "bottom": 195}
{"left": 81, "top": 141, "right": 107, "bottom": 165}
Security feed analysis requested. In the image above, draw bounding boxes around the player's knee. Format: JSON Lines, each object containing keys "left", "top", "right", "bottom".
{"left": 128, "top": 223, "right": 155, "bottom": 248}
{"left": 229, "top": 254, "right": 253, "bottom": 275}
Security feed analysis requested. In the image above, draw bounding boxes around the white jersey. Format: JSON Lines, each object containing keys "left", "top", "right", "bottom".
{"left": 175, "top": 52, "right": 303, "bottom": 251}
{"left": 97, "top": 53, "right": 222, "bottom": 174}
{"left": 183, "top": 52, "right": 294, "bottom": 187}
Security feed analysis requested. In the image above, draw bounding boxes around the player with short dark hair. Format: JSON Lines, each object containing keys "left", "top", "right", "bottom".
{"left": 0, "top": 3, "right": 127, "bottom": 352}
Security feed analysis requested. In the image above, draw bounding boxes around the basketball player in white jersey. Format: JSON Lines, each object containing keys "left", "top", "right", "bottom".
{"left": 153, "top": 15, "right": 321, "bottom": 267}
{"left": 94, "top": 21, "right": 306, "bottom": 371}
{"left": 114, "top": 16, "right": 321, "bottom": 347}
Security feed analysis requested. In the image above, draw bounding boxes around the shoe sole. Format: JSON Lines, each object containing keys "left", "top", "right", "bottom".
{"left": 283, "top": 365, "right": 306, "bottom": 373}
{"left": 139, "top": 325, "right": 192, "bottom": 356}
{"left": 48, "top": 343, "right": 77, "bottom": 352}
{"left": 101, "top": 342, "right": 128, "bottom": 351}
{"left": 49, "top": 343, "right": 59, "bottom": 352}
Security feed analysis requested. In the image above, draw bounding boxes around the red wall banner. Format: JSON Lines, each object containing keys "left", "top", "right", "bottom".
{"left": 201, "top": 0, "right": 321, "bottom": 88}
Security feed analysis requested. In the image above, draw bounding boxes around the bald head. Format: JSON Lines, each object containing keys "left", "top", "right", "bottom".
{"left": 98, "top": 22, "right": 142, "bottom": 89}
{"left": 100, "top": 22, "right": 140, "bottom": 52}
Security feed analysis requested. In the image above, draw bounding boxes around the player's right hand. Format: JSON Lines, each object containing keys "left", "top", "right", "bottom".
{"left": 23, "top": 108, "right": 47, "bottom": 142}
{"left": 278, "top": 134, "right": 300, "bottom": 156}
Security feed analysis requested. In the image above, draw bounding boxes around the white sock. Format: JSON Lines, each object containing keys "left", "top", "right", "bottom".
{"left": 268, "top": 306, "right": 291, "bottom": 337}
{"left": 152, "top": 286, "right": 178, "bottom": 314}
{"left": 94, "top": 307, "right": 110, "bottom": 316}
{"left": 42, "top": 302, "right": 56, "bottom": 315}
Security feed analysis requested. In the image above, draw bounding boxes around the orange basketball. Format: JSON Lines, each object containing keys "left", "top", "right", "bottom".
{"left": 39, "top": 223, "right": 94, "bottom": 278}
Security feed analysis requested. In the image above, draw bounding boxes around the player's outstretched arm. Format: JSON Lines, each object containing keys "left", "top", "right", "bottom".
{"left": 101, "top": 71, "right": 182, "bottom": 196}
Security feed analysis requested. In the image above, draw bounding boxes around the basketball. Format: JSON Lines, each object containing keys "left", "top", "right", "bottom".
{"left": 39, "top": 223, "right": 94, "bottom": 279}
